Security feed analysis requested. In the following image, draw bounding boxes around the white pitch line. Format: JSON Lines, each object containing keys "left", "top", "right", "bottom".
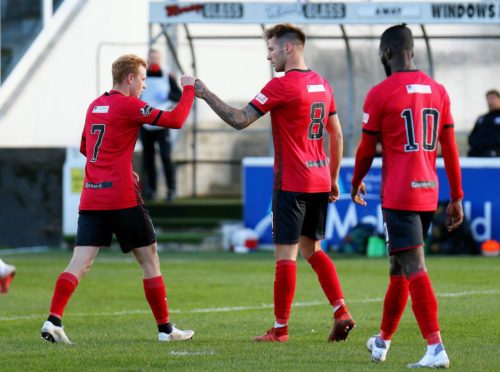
{"left": 0, "top": 289, "right": 498, "bottom": 322}
{"left": 170, "top": 350, "right": 215, "bottom": 356}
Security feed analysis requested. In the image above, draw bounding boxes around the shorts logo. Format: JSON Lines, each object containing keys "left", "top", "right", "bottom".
{"left": 406, "top": 84, "right": 432, "bottom": 94}
{"left": 255, "top": 92, "right": 268, "bottom": 105}
{"left": 362, "top": 112, "right": 370, "bottom": 124}
{"left": 92, "top": 105, "right": 109, "bottom": 113}
{"left": 307, "top": 84, "right": 325, "bottom": 93}
{"left": 140, "top": 105, "right": 154, "bottom": 116}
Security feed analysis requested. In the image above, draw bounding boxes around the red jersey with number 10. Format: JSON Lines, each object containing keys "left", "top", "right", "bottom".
{"left": 250, "top": 69, "right": 337, "bottom": 192}
{"left": 362, "top": 70, "right": 455, "bottom": 211}
{"left": 79, "top": 87, "right": 194, "bottom": 210}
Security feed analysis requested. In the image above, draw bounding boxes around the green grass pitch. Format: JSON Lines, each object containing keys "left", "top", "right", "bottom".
{"left": 0, "top": 250, "right": 499, "bottom": 371}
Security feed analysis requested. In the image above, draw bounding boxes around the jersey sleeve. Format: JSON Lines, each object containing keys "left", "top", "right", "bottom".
{"left": 441, "top": 89, "right": 454, "bottom": 126}
{"left": 80, "top": 128, "right": 87, "bottom": 157}
{"left": 361, "top": 87, "right": 383, "bottom": 135}
{"left": 439, "top": 89, "right": 463, "bottom": 200}
{"left": 327, "top": 82, "right": 337, "bottom": 116}
{"left": 127, "top": 96, "right": 167, "bottom": 125}
{"left": 248, "top": 78, "right": 284, "bottom": 116}
{"left": 127, "top": 86, "right": 194, "bottom": 129}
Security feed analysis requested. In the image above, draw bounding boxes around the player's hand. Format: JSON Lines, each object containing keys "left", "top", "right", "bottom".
{"left": 180, "top": 74, "right": 195, "bottom": 87}
{"left": 445, "top": 199, "right": 463, "bottom": 232}
{"left": 351, "top": 182, "right": 367, "bottom": 206}
{"left": 329, "top": 183, "right": 340, "bottom": 203}
{"left": 194, "top": 79, "right": 206, "bottom": 99}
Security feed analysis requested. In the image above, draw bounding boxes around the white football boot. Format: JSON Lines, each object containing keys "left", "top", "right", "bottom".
{"left": 407, "top": 344, "right": 450, "bottom": 369}
{"left": 41, "top": 320, "right": 72, "bottom": 344}
{"left": 158, "top": 325, "right": 194, "bottom": 341}
{"left": 367, "top": 335, "right": 389, "bottom": 363}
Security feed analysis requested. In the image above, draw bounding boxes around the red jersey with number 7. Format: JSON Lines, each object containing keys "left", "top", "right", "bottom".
{"left": 249, "top": 69, "right": 337, "bottom": 192}
{"left": 361, "top": 70, "right": 456, "bottom": 211}
{"left": 79, "top": 87, "right": 194, "bottom": 210}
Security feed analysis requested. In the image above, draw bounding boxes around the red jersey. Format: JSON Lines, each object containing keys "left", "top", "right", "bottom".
{"left": 250, "top": 69, "right": 337, "bottom": 192}
{"left": 79, "top": 86, "right": 194, "bottom": 210}
{"left": 356, "top": 70, "right": 461, "bottom": 211}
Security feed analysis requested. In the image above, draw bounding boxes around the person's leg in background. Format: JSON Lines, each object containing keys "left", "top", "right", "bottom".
{"left": 140, "top": 127, "right": 158, "bottom": 201}
{"left": 157, "top": 128, "right": 176, "bottom": 201}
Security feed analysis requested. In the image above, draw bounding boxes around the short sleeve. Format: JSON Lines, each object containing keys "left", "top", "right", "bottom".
{"left": 362, "top": 87, "right": 383, "bottom": 134}
{"left": 249, "top": 77, "right": 285, "bottom": 115}
{"left": 327, "top": 81, "right": 337, "bottom": 116}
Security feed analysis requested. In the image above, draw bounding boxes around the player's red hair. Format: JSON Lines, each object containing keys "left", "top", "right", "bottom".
{"left": 112, "top": 54, "right": 147, "bottom": 85}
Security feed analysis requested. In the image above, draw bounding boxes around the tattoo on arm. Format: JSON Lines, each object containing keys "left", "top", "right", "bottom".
{"left": 203, "top": 90, "right": 261, "bottom": 130}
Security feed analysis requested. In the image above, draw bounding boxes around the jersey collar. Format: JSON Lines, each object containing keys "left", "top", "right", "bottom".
{"left": 285, "top": 68, "right": 312, "bottom": 74}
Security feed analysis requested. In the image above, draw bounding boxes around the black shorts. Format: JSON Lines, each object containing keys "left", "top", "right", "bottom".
{"left": 272, "top": 190, "right": 329, "bottom": 245}
{"left": 75, "top": 205, "right": 156, "bottom": 253}
{"left": 382, "top": 208, "right": 434, "bottom": 255}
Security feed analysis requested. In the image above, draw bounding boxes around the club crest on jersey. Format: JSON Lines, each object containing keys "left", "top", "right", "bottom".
{"left": 406, "top": 84, "right": 432, "bottom": 94}
{"left": 254, "top": 93, "right": 268, "bottom": 105}
{"left": 362, "top": 112, "right": 370, "bottom": 124}
{"left": 140, "top": 105, "right": 154, "bottom": 116}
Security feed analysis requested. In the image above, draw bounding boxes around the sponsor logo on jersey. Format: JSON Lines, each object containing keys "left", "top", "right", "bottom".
{"left": 92, "top": 106, "right": 109, "bottom": 114}
{"left": 406, "top": 84, "right": 432, "bottom": 94}
{"left": 255, "top": 92, "right": 269, "bottom": 105}
{"left": 85, "top": 181, "right": 113, "bottom": 189}
{"left": 307, "top": 84, "right": 326, "bottom": 93}
{"left": 140, "top": 105, "right": 154, "bottom": 116}
{"left": 362, "top": 112, "right": 370, "bottom": 124}
{"left": 411, "top": 180, "right": 437, "bottom": 189}
{"left": 306, "top": 159, "right": 328, "bottom": 168}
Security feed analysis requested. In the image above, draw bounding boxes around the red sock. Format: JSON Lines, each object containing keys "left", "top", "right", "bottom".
{"left": 49, "top": 272, "right": 79, "bottom": 318}
{"left": 409, "top": 271, "right": 442, "bottom": 344}
{"left": 144, "top": 276, "right": 169, "bottom": 325}
{"left": 274, "top": 260, "right": 296, "bottom": 324}
{"left": 308, "top": 251, "right": 344, "bottom": 307}
{"left": 380, "top": 275, "right": 409, "bottom": 340}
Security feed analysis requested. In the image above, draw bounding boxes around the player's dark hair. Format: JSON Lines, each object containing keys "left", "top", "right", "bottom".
{"left": 486, "top": 89, "right": 500, "bottom": 98}
{"left": 380, "top": 24, "right": 414, "bottom": 53}
{"left": 112, "top": 54, "right": 147, "bottom": 85}
{"left": 264, "top": 23, "right": 306, "bottom": 47}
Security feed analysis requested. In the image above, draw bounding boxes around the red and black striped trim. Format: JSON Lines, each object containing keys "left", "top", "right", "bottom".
{"left": 248, "top": 102, "right": 264, "bottom": 116}
{"left": 151, "top": 111, "right": 164, "bottom": 126}
{"left": 328, "top": 111, "right": 337, "bottom": 117}
{"left": 443, "top": 124, "right": 454, "bottom": 129}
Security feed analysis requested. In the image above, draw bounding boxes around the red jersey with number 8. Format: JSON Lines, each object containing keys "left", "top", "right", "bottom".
{"left": 79, "top": 88, "right": 194, "bottom": 210}
{"left": 250, "top": 69, "right": 337, "bottom": 192}
{"left": 362, "top": 71, "right": 454, "bottom": 210}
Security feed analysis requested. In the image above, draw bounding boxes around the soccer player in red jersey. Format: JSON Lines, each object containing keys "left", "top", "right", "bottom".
{"left": 351, "top": 25, "right": 463, "bottom": 368}
{"left": 195, "top": 23, "right": 355, "bottom": 342}
{"left": 41, "top": 54, "right": 196, "bottom": 344}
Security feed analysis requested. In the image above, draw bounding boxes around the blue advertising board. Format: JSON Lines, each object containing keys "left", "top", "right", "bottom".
{"left": 243, "top": 157, "right": 500, "bottom": 248}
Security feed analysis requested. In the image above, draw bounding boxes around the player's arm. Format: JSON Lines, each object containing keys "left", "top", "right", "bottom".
{"left": 155, "top": 75, "right": 195, "bottom": 129}
{"left": 133, "top": 76, "right": 195, "bottom": 129}
{"left": 326, "top": 114, "right": 343, "bottom": 202}
{"left": 351, "top": 130, "right": 378, "bottom": 206}
{"left": 194, "top": 79, "right": 261, "bottom": 130}
{"left": 440, "top": 124, "right": 464, "bottom": 231}
{"left": 79, "top": 131, "right": 87, "bottom": 157}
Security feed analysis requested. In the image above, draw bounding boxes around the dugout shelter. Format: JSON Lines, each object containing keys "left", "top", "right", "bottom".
{"left": 147, "top": 1, "right": 500, "bottom": 197}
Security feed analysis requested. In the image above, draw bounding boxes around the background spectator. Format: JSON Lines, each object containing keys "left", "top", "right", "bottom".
{"left": 468, "top": 89, "right": 500, "bottom": 157}
{"left": 140, "top": 49, "right": 181, "bottom": 201}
